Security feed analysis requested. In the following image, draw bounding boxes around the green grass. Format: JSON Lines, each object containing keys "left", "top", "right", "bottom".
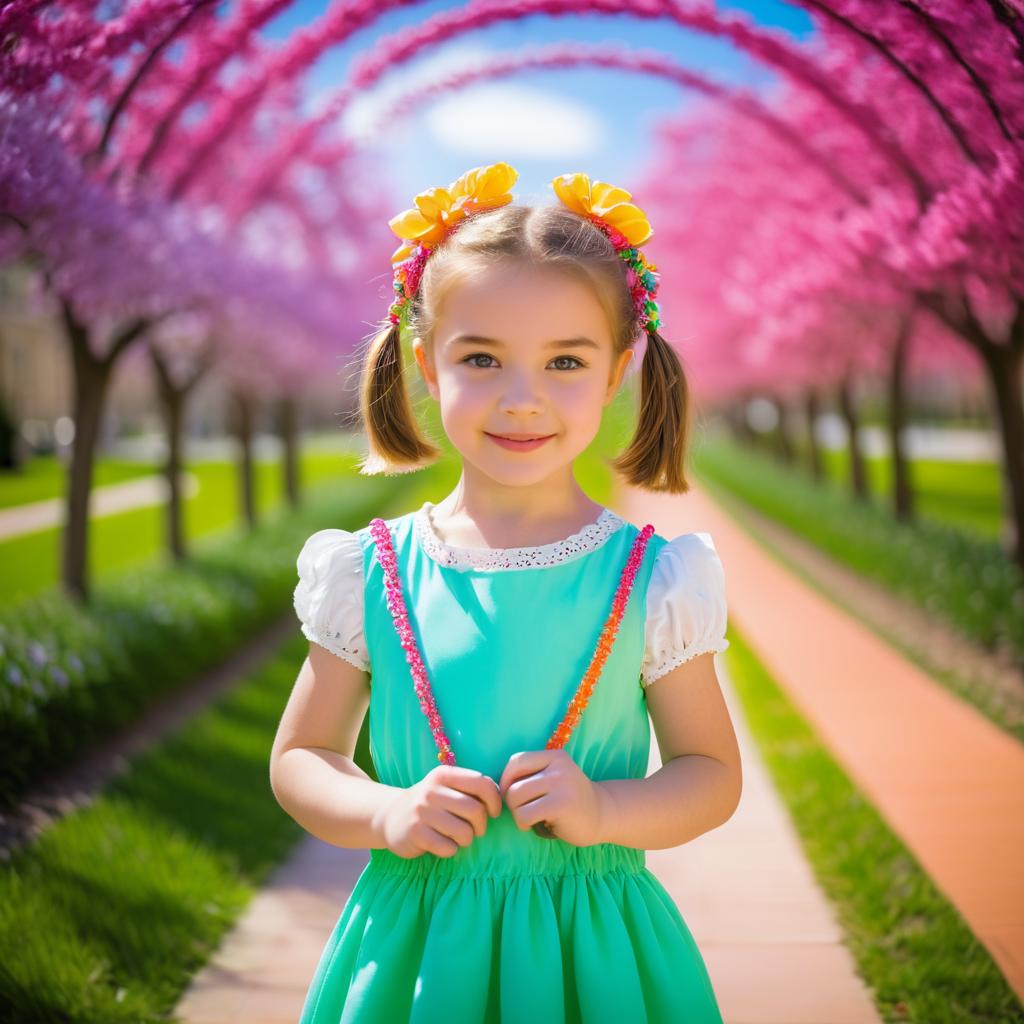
{"left": 0, "top": 631, "right": 311, "bottom": 1023}
{"left": 0, "top": 456, "right": 157, "bottom": 509}
{"left": 0, "top": 443, "right": 362, "bottom": 606}
{"left": 781, "top": 437, "right": 1002, "bottom": 542}
{"left": 724, "top": 627, "right": 1023, "bottom": 1023}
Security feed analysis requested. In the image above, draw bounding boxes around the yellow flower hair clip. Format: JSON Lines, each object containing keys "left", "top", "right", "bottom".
{"left": 387, "top": 162, "right": 518, "bottom": 325}
{"left": 384, "top": 163, "right": 660, "bottom": 335}
{"left": 551, "top": 172, "right": 661, "bottom": 333}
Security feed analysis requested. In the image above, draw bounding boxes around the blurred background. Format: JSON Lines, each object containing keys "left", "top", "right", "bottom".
{"left": 1, "top": 0, "right": 1022, "bottom": 1021}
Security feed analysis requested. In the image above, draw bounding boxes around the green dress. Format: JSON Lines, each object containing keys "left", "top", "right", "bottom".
{"left": 292, "top": 500, "right": 730, "bottom": 1023}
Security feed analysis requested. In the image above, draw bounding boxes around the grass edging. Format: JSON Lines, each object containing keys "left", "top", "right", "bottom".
{"left": 0, "top": 627, "right": 314, "bottom": 1024}
{"left": 723, "top": 626, "right": 1023, "bottom": 1023}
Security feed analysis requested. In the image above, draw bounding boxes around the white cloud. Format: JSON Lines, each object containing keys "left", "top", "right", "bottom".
{"left": 425, "top": 82, "right": 603, "bottom": 158}
{"left": 339, "top": 43, "right": 500, "bottom": 142}
{"left": 327, "top": 45, "right": 604, "bottom": 160}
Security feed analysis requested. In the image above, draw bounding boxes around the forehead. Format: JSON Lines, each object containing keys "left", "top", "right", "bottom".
{"left": 435, "top": 262, "right": 614, "bottom": 349}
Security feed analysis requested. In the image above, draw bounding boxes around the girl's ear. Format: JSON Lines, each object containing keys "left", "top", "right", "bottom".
{"left": 412, "top": 336, "right": 439, "bottom": 401}
{"left": 605, "top": 347, "right": 634, "bottom": 404}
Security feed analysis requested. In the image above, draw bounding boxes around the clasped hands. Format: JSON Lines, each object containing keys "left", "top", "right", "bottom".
{"left": 378, "top": 749, "right": 612, "bottom": 860}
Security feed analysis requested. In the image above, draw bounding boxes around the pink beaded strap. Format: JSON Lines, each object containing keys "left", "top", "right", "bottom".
{"left": 368, "top": 515, "right": 655, "bottom": 769}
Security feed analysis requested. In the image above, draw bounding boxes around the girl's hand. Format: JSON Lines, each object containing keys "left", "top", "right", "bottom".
{"left": 378, "top": 765, "right": 503, "bottom": 859}
{"left": 498, "top": 749, "right": 607, "bottom": 846}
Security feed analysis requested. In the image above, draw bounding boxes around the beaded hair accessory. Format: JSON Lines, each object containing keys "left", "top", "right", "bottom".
{"left": 550, "top": 171, "right": 662, "bottom": 334}
{"left": 387, "top": 162, "right": 518, "bottom": 327}
{"left": 386, "top": 162, "right": 662, "bottom": 336}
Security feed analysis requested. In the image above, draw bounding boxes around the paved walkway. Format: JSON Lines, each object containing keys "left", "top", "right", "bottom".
{"left": 0, "top": 471, "right": 199, "bottom": 540}
{"left": 620, "top": 481, "right": 1024, "bottom": 1003}
{"left": 650, "top": 649, "right": 880, "bottom": 1024}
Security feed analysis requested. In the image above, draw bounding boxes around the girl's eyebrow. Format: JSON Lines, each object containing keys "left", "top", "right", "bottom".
{"left": 449, "top": 334, "right": 601, "bottom": 351}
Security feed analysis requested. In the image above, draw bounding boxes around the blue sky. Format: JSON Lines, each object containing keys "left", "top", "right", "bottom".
{"left": 258, "top": 0, "right": 814, "bottom": 208}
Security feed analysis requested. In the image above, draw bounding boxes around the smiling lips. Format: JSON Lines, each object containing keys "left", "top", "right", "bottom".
{"left": 485, "top": 431, "right": 555, "bottom": 451}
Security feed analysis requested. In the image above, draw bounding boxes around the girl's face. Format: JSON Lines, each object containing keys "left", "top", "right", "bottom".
{"left": 412, "top": 261, "right": 633, "bottom": 488}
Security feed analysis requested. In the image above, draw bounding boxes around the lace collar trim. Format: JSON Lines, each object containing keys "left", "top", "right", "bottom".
{"left": 413, "top": 501, "right": 627, "bottom": 572}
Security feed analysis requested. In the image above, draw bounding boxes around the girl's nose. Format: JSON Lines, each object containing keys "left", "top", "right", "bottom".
{"left": 497, "top": 374, "right": 545, "bottom": 414}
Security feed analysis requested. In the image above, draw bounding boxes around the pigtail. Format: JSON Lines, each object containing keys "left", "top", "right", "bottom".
{"left": 610, "top": 327, "right": 693, "bottom": 493}
{"left": 358, "top": 319, "right": 441, "bottom": 476}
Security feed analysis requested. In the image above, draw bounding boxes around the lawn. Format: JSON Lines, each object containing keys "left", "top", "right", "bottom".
{"left": 778, "top": 436, "right": 1003, "bottom": 542}
{"left": 0, "top": 456, "right": 158, "bottom": 509}
{"left": 0, "top": 436, "right": 366, "bottom": 606}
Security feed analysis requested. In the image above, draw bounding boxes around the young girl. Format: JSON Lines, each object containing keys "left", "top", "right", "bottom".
{"left": 271, "top": 162, "right": 742, "bottom": 1023}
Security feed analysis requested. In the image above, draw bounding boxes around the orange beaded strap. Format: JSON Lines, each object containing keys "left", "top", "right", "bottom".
{"left": 368, "top": 515, "right": 656, "bottom": 839}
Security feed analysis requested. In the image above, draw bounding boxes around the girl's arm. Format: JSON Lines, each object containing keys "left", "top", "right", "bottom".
{"left": 595, "top": 651, "right": 742, "bottom": 850}
{"left": 269, "top": 643, "right": 400, "bottom": 850}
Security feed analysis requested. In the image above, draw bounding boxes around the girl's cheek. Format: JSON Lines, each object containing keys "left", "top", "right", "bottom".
{"left": 559, "top": 378, "right": 603, "bottom": 405}
{"left": 436, "top": 371, "right": 484, "bottom": 401}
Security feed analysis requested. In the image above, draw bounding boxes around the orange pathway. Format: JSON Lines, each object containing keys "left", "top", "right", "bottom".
{"left": 619, "top": 481, "right": 1024, "bottom": 1002}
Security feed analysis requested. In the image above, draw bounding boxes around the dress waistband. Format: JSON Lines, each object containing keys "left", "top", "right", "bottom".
{"left": 367, "top": 840, "right": 645, "bottom": 881}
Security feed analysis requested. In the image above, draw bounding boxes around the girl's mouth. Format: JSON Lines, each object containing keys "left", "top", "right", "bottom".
{"left": 485, "top": 432, "right": 556, "bottom": 451}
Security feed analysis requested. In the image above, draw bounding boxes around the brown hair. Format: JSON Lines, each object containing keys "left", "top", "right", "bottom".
{"left": 357, "top": 202, "right": 693, "bottom": 492}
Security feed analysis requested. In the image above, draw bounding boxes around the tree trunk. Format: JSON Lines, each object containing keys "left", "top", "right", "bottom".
{"left": 151, "top": 349, "right": 187, "bottom": 561}
{"left": 150, "top": 342, "right": 214, "bottom": 562}
{"left": 837, "top": 370, "right": 869, "bottom": 502}
{"left": 58, "top": 300, "right": 149, "bottom": 602}
{"left": 277, "top": 394, "right": 301, "bottom": 508}
{"left": 919, "top": 289, "right": 1024, "bottom": 572}
{"left": 726, "top": 403, "right": 747, "bottom": 444}
{"left": 0, "top": 393, "right": 22, "bottom": 471}
{"left": 740, "top": 392, "right": 760, "bottom": 449}
{"left": 803, "top": 388, "right": 824, "bottom": 482}
{"left": 64, "top": 329, "right": 112, "bottom": 601}
{"left": 888, "top": 313, "right": 915, "bottom": 522}
{"left": 231, "top": 387, "right": 257, "bottom": 529}
{"left": 981, "top": 340, "right": 1024, "bottom": 572}
{"left": 166, "top": 390, "right": 186, "bottom": 559}
{"left": 773, "top": 395, "right": 795, "bottom": 465}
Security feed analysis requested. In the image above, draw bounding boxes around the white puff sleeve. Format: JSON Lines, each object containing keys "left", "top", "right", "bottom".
{"left": 293, "top": 529, "right": 369, "bottom": 673}
{"left": 641, "top": 532, "right": 729, "bottom": 687}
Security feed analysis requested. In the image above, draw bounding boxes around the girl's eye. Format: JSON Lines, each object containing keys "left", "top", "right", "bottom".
{"left": 462, "top": 353, "right": 498, "bottom": 369}
{"left": 550, "top": 355, "right": 585, "bottom": 371}
{"left": 461, "top": 353, "right": 586, "bottom": 371}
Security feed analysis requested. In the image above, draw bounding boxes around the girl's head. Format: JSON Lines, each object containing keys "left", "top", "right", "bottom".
{"left": 358, "top": 174, "right": 694, "bottom": 493}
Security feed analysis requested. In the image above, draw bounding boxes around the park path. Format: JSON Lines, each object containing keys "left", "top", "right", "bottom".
{"left": 618, "top": 479, "right": 1024, "bottom": 1003}
{"left": 0, "top": 471, "right": 199, "bottom": 540}
{"left": 175, "top": 480, "right": 882, "bottom": 1024}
